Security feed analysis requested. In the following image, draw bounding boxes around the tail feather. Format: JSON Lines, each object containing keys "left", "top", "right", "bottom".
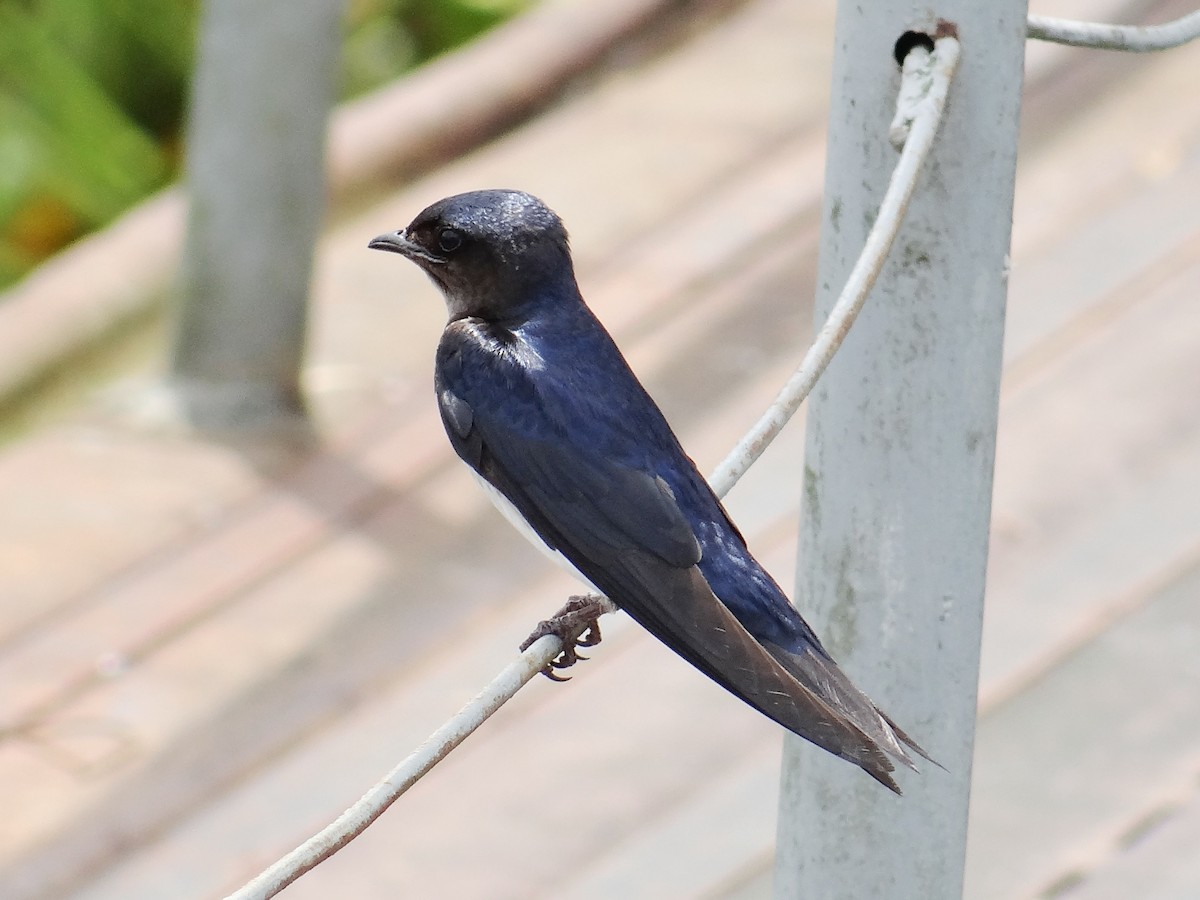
{"left": 765, "top": 640, "right": 935, "bottom": 771}
{"left": 610, "top": 556, "right": 911, "bottom": 792}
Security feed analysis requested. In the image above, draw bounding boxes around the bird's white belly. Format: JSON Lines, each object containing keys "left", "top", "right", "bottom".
{"left": 468, "top": 468, "right": 601, "bottom": 593}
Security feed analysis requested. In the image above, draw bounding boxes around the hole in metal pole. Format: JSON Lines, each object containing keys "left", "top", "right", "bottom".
{"left": 894, "top": 30, "right": 936, "bottom": 66}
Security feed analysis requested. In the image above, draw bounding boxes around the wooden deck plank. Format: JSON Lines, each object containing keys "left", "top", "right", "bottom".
{"left": 983, "top": 256, "right": 1200, "bottom": 702}
{"left": 965, "top": 560, "right": 1200, "bottom": 899}
{"left": 0, "top": 410, "right": 452, "bottom": 724}
{"left": 561, "top": 742, "right": 780, "bottom": 900}
{"left": 1058, "top": 775, "right": 1200, "bottom": 900}
{"left": 0, "top": 429, "right": 264, "bottom": 641}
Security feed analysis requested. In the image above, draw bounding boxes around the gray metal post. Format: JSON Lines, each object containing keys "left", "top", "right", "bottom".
{"left": 170, "top": 0, "right": 341, "bottom": 427}
{"left": 775, "top": 4, "right": 1027, "bottom": 898}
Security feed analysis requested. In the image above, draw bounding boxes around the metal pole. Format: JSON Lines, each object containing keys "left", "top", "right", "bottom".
{"left": 169, "top": 0, "right": 341, "bottom": 427}
{"left": 775, "top": 3, "right": 1027, "bottom": 898}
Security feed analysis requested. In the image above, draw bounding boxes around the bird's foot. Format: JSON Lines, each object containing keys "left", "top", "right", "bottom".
{"left": 520, "top": 593, "right": 614, "bottom": 681}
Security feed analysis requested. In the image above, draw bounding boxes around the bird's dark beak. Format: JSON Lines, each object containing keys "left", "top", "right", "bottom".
{"left": 368, "top": 230, "right": 418, "bottom": 256}
{"left": 368, "top": 229, "right": 445, "bottom": 265}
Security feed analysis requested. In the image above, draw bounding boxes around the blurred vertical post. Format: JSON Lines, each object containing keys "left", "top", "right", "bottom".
{"left": 170, "top": 0, "right": 341, "bottom": 427}
{"left": 775, "top": 3, "right": 1026, "bottom": 898}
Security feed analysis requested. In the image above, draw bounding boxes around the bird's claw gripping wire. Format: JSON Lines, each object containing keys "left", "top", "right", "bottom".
{"left": 520, "top": 594, "right": 608, "bottom": 680}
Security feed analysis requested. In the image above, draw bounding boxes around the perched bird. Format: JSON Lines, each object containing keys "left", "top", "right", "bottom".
{"left": 369, "top": 189, "right": 929, "bottom": 791}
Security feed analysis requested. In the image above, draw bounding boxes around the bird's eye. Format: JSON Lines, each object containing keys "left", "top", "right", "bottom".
{"left": 437, "top": 228, "right": 463, "bottom": 254}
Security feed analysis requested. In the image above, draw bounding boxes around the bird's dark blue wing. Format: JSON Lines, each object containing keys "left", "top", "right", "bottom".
{"left": 435, "top": 319, "right": 909, "bottom": 789}
{"left": 436, "top": 323, "right": 702, "bottom": 571}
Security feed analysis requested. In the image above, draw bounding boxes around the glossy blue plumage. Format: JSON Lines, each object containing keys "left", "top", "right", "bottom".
{"left": 440, "top": 293, "right": 819, "bottom": 653}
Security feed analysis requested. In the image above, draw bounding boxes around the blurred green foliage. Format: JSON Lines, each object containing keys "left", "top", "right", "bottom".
{"left": 0, "top": 0, "right": 529, "bottom": 290}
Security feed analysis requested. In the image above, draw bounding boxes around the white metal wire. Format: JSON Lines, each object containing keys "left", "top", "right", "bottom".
{"left": 224, "top": 635, "right": 560, "bottom": 900}
{"left": 1027, "top": 9, "right": 1200, "bottom": 52}
{"left": 707, "top": 34, "right": 960, "bottom": 497}
{"left": 224, "top": 32, "right": 963, "bottom": 900}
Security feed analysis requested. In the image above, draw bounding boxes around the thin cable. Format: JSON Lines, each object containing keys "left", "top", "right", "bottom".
{"left": 708, "top": 33, "right": 960, "bottom": 498}
{"left": 1027, "top": 10, "right": 1200, "bottom": 52}
{"left": 225, "top": 32, "right": 963, "bottom": 900}
{"left": 224, "top": 636, "right": 560, "bottom": 900}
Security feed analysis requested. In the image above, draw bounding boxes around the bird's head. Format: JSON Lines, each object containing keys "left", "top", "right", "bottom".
{"left": 369, "top": 189, "right": 576, "bottom": 321}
